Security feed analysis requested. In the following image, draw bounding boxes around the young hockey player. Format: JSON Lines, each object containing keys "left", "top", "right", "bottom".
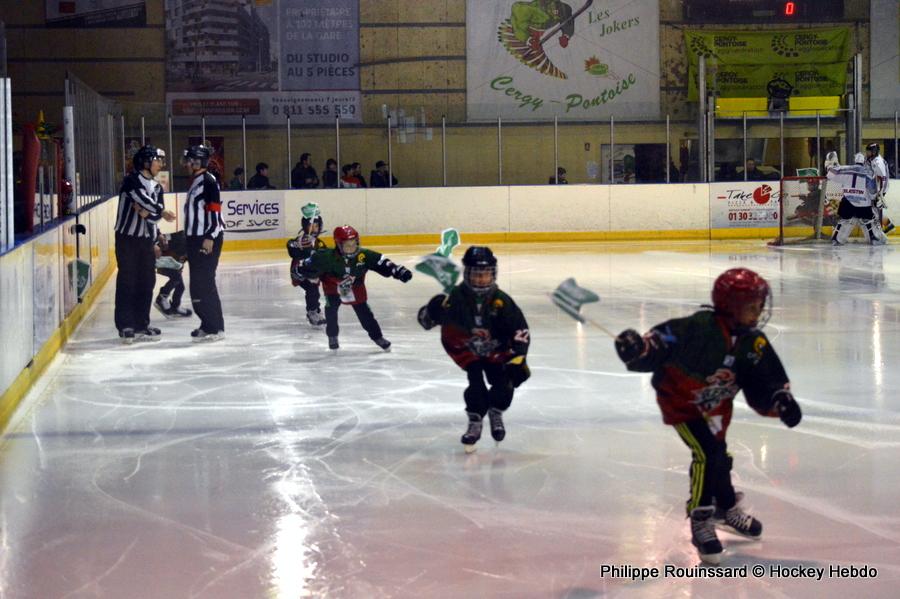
{"left": 303, "top": 225, "right": 412, "bottom": 350}
{"left": 286, "top": 208, "right": 327, "bottom": 326}
{"left": 828, "top": 152, "right": 886, "bottom": 246}
{"left": 417, "top": 247, "right": 531, "bottom": 452}
{"left": 154, "top": 230, "right": 192, "bottom": 318}
{"left": 613, "top": 268, "right": 802, "bottom": 565}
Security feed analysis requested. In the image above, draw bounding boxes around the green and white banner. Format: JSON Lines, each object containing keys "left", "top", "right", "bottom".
{"left": 685, "top": 28, "right": 851, "bottom": 100}
{"left": 466, "top": 0, "right": 660, "bottom": 121}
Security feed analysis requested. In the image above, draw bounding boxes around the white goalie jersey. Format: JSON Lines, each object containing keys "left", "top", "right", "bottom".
{"left": 826, "top": 165, "right": 877, "bottom": 208}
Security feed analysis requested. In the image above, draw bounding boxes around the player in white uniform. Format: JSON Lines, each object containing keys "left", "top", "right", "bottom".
{"left": 827, "top": 153, "right": 887, "bottom": 246}
{"left": 865, "top": 143, "right": 894, "bottom": 234}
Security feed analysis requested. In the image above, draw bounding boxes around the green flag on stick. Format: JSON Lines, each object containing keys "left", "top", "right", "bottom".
{"left": 552, "top": 278, "right": 600, "bottom": 323}
{"left": 436, "top": 228, "right": 460, "bottom": 257}
{"left": 415, "top": 253, "right": 460, "bottom": 293}
{"left": 301, "top": 202, "right": 320, "bottom": 220}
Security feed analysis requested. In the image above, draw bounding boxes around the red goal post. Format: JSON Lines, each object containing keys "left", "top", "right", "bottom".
{"left": 770, "top": 175, "right": 840, "bottom": 246}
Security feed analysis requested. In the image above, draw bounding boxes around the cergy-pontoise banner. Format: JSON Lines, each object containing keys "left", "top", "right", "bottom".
{"left": 45, "top": 0, "right": 146, "bottom": 27}
{"left": 685, "top": 28, "right": 851, "bottom": 100}
{"left": 466, "top": 0, "right": 660, "bottom": 121}
{"left": 870, "top": 0, "right": 900, "bottom": 118}
{"left": 165, "top": 0, "right": 360, "bottom": 126}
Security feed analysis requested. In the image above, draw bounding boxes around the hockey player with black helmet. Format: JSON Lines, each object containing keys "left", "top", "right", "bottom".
{"left": 302, "top": 225, "right": 412, "bottom": 350}
{"left": 286, "top": 203, "right": 327, "bottom": 326}
{"left": 417, "top": 246, "right": 531, "bottom": 452}
{"left": 614, "top": 268, "right": 801, "bottom": 565}
{"left": 114, "top": 145, "right": 176, "bottom": 344}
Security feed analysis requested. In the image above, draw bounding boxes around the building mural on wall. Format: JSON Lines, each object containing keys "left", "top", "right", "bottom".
{"left": 165, "top": 0, "right": 360, "bottom": 125}
{"left": 870, "top": 0, "right": 900, "bottom": 118}
{"left": 466, "top": 0, "right": 660, "bottom": 121}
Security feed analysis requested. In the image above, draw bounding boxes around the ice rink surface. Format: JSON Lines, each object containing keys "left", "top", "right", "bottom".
{"left": 1, "top": 240, "right": 899, "bottom": 598}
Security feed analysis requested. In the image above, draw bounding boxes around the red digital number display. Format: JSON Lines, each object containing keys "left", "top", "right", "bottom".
{"left": 784, "top": 2, "right": 795, "bottom": 16}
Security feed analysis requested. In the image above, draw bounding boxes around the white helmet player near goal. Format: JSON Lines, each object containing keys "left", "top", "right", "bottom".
{"left": 854, "top": 152, "right": 866, "bottom": 165}
{"left": 824, "top": 151, "right": 840, "bottom": 171}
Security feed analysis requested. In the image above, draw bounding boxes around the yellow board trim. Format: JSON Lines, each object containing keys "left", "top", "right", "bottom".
{"left": 0, "top": 257, "right": 117, "bottom": 436}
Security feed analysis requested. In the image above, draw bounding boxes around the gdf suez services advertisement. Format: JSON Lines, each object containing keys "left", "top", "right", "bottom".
{"left": 222, "top": 191, "right": 284, "bottom": 239}
{"left": 709, "top": 182, "right": 780, "bottom": 229}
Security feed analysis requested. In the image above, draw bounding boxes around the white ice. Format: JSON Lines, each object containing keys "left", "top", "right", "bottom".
{"left": 1, "top": 240, "right": 899, "bottom": 598}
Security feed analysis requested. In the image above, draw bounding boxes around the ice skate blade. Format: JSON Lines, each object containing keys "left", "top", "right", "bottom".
{"left": 716, "top": 523, "right": 762, "bottom": 540}
{"left": 698, "top": 552, "right": 722, "bottom": 566}
{"left": 463, "top": 444, "right": 477, "bottom": 454}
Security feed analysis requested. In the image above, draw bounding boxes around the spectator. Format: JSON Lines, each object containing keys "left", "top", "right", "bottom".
{"left": 370, "top": 160, "right": 398, "bottom": 188}
{"left": 549, "top": 167, "right": 568, "bottom": 184}
{"left": 291, "top": 153, "right": 320, "bottom": 189}
{"left": 322, "top": 158, "right": 339, "bottom": 188}
{"left": 352, "top": 162, "right": 368, "bottom": 188}
{"left": 744, "top": 158, "right": 778, "bottom": 181}
{"left": 247, "top": 162, "right": 275, "bottom": 190}
{"left": 227, "top": 167, "right": 244, "bottom": 191}
{"left": 340, "top": 164, "right": 359, "bottom": 188}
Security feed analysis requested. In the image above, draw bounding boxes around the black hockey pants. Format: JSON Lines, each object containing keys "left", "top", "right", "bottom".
{"left": 324, "top": 295, "right": 383, "bottom": 340}
{"left": 464, "top": 361, "right": 514, "bottom": 417}
{"left": 674, "top": 418, "right": 736, "bottom": 515}
{"left": 299, "top": 278, "right": 321, "bottom": 312}
{"left": 114, "top": 232, "right": 156, "bottom": 332}
{"left": 158, "top": 268, "right": 185, "bottom": 308}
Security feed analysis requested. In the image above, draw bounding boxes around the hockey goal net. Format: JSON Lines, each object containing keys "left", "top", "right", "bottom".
{"left": 770, "top": 176, "right": 841, "bottom": 245}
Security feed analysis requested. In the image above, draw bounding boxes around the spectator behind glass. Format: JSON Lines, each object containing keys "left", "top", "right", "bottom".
{"left": 291, "top": 153, "right": 320, "bottom": 189}
{"left": 370, "top": 160, "right": 398, "bottom": 188}
{"left": 227, "top": 167, "right": 244, "bottom": 190}
{"left": 322, "top": 159, "right": 339, "bottom": 188}
{"left": 247, "top": 162, "right": 275, "bottom": 189}
{"left": 340, "top": 164, "right": 359, "bottom": 188}
{"left": 351, "top": 162, "right": 368, "bottom": 188}
{"left": 549, "top": 167, "right": 568, "bottom": 184}
{"left": 744, "top": 158, "right": 771, "bottom": 181}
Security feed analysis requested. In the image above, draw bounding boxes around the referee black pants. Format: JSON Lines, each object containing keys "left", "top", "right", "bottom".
{"left": 186, "top": 235, "right": 224, "bottom": 333}
{"left": 673, "top": 418, "right": 736, "bottom": 515}
{"left": 114, "top": 232, "right": 156, "bottom": 333}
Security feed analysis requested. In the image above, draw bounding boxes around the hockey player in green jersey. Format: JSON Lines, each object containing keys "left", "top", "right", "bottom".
{"left": 614, "top": 268, "right": 802, "bottom": 565}
{"left": 302, "top": 225, "right": 412, "bottom": 351}
{"left": 286, "top": 208, "right": 327, "bottom": 326}
{"left": 417, "top": 247, "right": 531, "bottom": 452}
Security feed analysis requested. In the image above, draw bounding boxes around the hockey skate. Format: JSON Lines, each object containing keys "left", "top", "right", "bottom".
{"left": 119, "top": 327, "right": 135, "bottom": 345}
{"left": 306, "top": 309, "right": 326, "bottom": 326}
{"left": 167, "top": 305, "right": 192, "bottom": 318}
{"left": 328, "top": 336, "right": 339, "bottom": 350}
{"left": 135, "top": 327, "right": 162, "bottom": 342}
{"left": 488, "top": 408, "right": 506, "bottom": 442}
{"left": 720, "top": 503, "right": 762, "bottom": 539}
{"left": 690, "top": 506, "right": 723, "bottom": 565}
{"left": 713, "top": 491, "right": 744, "bottom": 523}
{"left": 373, "top": 337, "right": 391, "bottom": 352}
{"left": 461, "top": 412, "right": 483, "bottom": 453}
{"left": 191, "top": 328, "right": 224, "bottom": 343}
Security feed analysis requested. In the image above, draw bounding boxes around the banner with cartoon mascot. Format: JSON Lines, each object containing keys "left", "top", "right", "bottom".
{"left": 466, "top": 0, "right": 660, "bottom": 121}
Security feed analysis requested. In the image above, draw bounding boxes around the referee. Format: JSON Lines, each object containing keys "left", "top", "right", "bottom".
{"left": 114, "top": 145, "right": 175, "bottom": 344}
{"left": 183, "top": 145, "right": 226, "bottom": 341}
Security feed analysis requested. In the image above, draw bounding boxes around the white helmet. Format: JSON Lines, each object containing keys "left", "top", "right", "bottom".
{"left": 824, "top": 151, "right": 840, "bottom": 171}
{"left": 854, "top": 152, "right": 866, "bottom": 165}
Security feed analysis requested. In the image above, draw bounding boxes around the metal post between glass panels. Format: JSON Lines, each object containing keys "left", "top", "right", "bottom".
{"left": 815, "top": 111, "right": 821, "bottom": 173}
{"left": 895, "top": 111, "right": 898, "bottom": 176}
{"left": 241, "top": 114, "right": 247, "bottom": 190}
{"left": 665, "top": 114, "right": 670, "bottom": 183}
{"left": 387, "top": 115, "right": 393, "bottom": 188}
{"left": 120, "top": 114, "right": 126, "bottom": 176}
{"left": 497, "top": 117, "right": 502, "bottom": 185}
{"left": 201, "top": 115, "right": 206, "bottom": 143}
{"left": 167, "top": 115, "right": 173, "bottom": 195}
{"left": 609, "top": 115, "right": 614, "bottom": 184}
{"left": 140, "top": 115, "right": 145, "bottom": 145}
{"left": 742, "top": 112, "right": 747, "bottom": 181}
{"left": 286, "top": 115, "right": 291, "bottom": 187}
{"left": 553, "top": 116, "right": 559, "bottom": 184}
{"left": 779, "top": 111, "right": 784, "bottom": 178}
{"left": 441, "top": 115, "right": 447, "bottom": 187}
{"left": 335, "top": 114, "right": 341, "bottom": 179}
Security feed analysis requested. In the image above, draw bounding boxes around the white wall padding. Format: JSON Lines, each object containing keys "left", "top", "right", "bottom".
{"left": 0, "top": 245, "right": 35, "bottom": 394}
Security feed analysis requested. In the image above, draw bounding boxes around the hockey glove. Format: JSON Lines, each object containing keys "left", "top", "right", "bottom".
{"left": 393, "top": 265, "right": 413, "bottom": 282}
{"left": 505, "top": 355, "right": 531, "bottom": 388}
{"left": 417, "top": 305, "right": 435, "bottom": 330}
{"left": 772, "top": 390, "right": 802, "bottom": 428}
{"left": 614, "top": 329, "right": 645, "bottom": 363}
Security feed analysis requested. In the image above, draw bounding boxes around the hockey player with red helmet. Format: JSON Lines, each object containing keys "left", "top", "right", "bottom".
{"left": 417, "top": 247, "right": 531, "bottom": 452}
{"left": 613, "top": 268, "right": 801, "bottom": 565}
{"left": 303, "top": 225, "right": 412, "bottom": 350}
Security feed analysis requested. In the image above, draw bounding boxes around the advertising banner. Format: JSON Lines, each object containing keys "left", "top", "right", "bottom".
{"left": 165, "top": 0, "right": 360, "bottom": 125}
{"left": 222, "top": 191, "right": 284, "bottom": 239}
{"left": 709, "top": 182, "right": 781, "bottom": 229}
{"left": 870, "top": 0, "right": 900, "bottom": 117}
{"left": 46, "top": 0, "right": 146, "bottom": 27}
{"left": 466, "top": 0, "right": 660, "bottom": 121}
{"left": 685, "top": 28, "right": 851, "bottom": 100}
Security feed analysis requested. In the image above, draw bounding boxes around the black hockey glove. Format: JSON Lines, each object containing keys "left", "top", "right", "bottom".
{"left": 393, "top": 265, "right": 413, "bottom": 282}
{"left": 614, "top": 329, "right": 645, "bottom": 363}
{"left": 505, "top": 355, "right": 531, "bottom": 388}
{"left": 417, "top": 305, "right": 435, "bottom": 330}
{"left": 773, "top": 390, "right": 802, "bottom": 428}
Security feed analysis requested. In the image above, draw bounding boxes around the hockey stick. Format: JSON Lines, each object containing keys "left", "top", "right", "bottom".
{"left": 550, "top": 278, "right": 616, "bottom": 338}
{"left": 540, "top": 0, "right": 593, "bottom": 44}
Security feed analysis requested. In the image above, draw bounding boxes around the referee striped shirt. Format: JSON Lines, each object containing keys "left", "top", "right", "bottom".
{"left": 114, "top": 171, "right": 164, "bottom": 238}
{"left": 184, "top": 171, "right": 225, "bottom": 239}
